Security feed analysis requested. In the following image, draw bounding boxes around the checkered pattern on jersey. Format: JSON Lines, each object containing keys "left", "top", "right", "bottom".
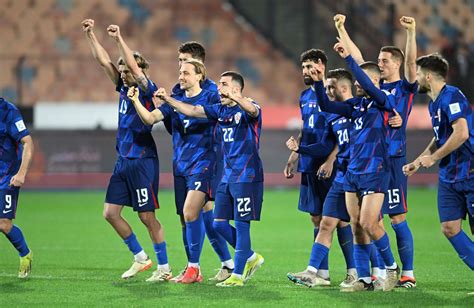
{"left": 346, "top": 97, "right": 390, "bottom": 174}
{"left": 298, "top": 88, "right": 333, "bottom": 173}
{"left": 381, "top": 79, "right": 417, "bottom": 157}
{"left": 204, "top": 103, "right": 264, "bottom": 183}
{"left": 115, "top": 78, "right": 158, "bottom": 159}
{"left": 159, "top": 89, "right": 218, "bottom": 177}
{"left": 327, "top": 113, "right": 351, "bottom": 183}
{"left": 0, "top": 98, "right": 29, "bottom": 189}
{"left": 429, "top": 85, "right": 474, "bottom": 183}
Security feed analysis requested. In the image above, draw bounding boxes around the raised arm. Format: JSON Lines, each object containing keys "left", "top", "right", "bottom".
{"left": 334, "top": 14, "right": 365, "bottom": 64}
{"left": 156, "top": 88, "right": 207, "bottom": 119}
{"left": 10, "top": 135, "right": 34, "bottom": 188}
{"left": 107, "top": 25, "right": 149, "bottom": 92}
{"left": 286, "top": 135, "right": 334, "bottom": 158}
{"left": 344, "top": 55, "right": 394, "bottom": 109}
{"left": 127, "top": 87, "right": 164, "bottom": 125}
{"left": 400, "top": 16, "right": 417, "bottom": 83}
{"left": 82, "top": 19, "right": 119, "bottom": 85}
{"left": 314, "top": 80, "right": 353, "bottom": 118}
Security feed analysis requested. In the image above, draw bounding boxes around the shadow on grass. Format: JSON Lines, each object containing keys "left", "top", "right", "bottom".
{"left": 110, "top": 279, "right": 284, "bottom": 304}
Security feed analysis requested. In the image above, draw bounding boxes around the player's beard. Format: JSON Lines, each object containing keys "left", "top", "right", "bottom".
{"left": 355, "top": 87, "right": 366, "bottom": 97}
{"left": 418, "top": 83, "right": 429, "bottom": 94}
{"left": 303, "top": 76, "right": 313, "bottom": 85}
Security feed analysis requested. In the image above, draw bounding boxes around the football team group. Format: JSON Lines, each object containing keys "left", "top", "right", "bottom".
{"left": 0, "top": 13, "right": 472, "bottom": 292}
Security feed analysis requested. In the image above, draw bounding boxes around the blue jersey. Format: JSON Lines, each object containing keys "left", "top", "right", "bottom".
{"left": 328, "top": 114, "right": 351, "bottom": 183}
{"left": 166, "top": 78, "right": 218, "bottom": 135}
{"left": 115, "top": 78, "right": 158, "bottom": 159}
{"left": 381, "top": 79, "right": 417, "bottom": 157}
{"left": 204, "top": 102, "right": 264, "bottom": 183}
{"left": 344, "top": 97, "right": 390, "bottom": 174}
{"left": 298, "top": 88, "right": 333, "bottom": 173}
{"left": 0, "top": 98, "right": 30, "bottom": 189}
{"left": 314, "top": 57, "right": 396, "bottom": 175}
{"left": 159, "top": 89, "right": 218, "bottom": 177}
{"left": 429, "top": 85, "right": 474, "bottom": 183}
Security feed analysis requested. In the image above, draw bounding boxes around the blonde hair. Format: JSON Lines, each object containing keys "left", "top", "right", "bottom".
{"left": 117, "top": 51, "right": 150, "bottom": 71}
{"left": 183, "top": 59, "right": 207, "bottom": 82}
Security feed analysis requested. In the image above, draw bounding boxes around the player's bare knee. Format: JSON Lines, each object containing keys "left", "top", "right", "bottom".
{"left": 310, "top": 214, "right": 321, "bottom": 227}
{"left": 183, "top": 208, "right": 199, "bottom": 222}
{"left": 0, "top": 219, "right": 13, "bottom": 234}
{"left": 441, "top": 222, "right": 461, "bottom": 238}
{"left": 390, "top": 213, "right": 406, "bottom": 225}
{"left": 320, "top": 218, "right": 336, "bottom": 234}
{"left": 138, "top": 211, "right": 159, "bottom": 227}
{"left": 103, "top": 208, "right": 119, "bottom": 222}
{"left": 360, "top": 219, "right": 377, "bottom": 237}
{"left": 337, "top": 221, "right": 349, "bottom": 228}
{"left": 203, "top": 201, "right": 213, "bottom": 212}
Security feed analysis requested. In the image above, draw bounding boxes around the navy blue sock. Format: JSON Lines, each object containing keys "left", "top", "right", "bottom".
{"left": 123, "top": 232, "right": 143, "bottom": 256}
{"left": 373, "top": 233, "right": 395, "bottom": 267}
{"left": 234, "top": 220, "right": 252, "bottom": 275}
{"left": 337, "top": 225, "right": 355, "bottom": 269}
{"left": 354, "top": 244, "right": 371, "bottom": 279}
{"left": 6, "top": 225, "right": 30, "bottom": 257}
{"left": 448, "top": 230, "right": 474, "bottom": 270}
{"left": 153, "top": 241, "right": 168, "bottom": 265}
{"left": 308, "top": 242, "right": 330, "bottom": 269}
{"left": 392, "top": 220, "right": 414, "bottom": 271}
{"left": 203, "top": 210, "right": 232, "bottom": 262}
{"left": 185, "top": 216, "right": 204, "bottom": 264}
{"left": 213, "top": 220, "right": 236, "bottom": 248}
{"left": 181, "top": 225, "right": 190, "bottom": 259}
{"left": 369, "top": 241, "right": 379, "bottom": 268}
{"left": 377, "top": 249, "right": 386, "bottom": 270}
{"left": 314, "top": 228, "right": 329, "bottom": 270}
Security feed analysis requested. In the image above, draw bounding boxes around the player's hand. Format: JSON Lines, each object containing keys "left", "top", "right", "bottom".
{"left": 389, "top": 109, "right": 403, "bottom": 128}
{"left": 284, "top": 160, "right": 296, "bottom": 179}
{"left": 333, "top": 39, "right": 349, "bottom": 58}
{"left": 154, "top": 88, "right": 169, "bottom": 101}
{"left": 127, "top": 86, "right": 139, "bottom": 101}
{"left": 334, "top": 14, "right": 346, "bottom": 29}
{"left": 317, "top": 160, "right": 334, "bottom": 179}
{"left": 402, "top": 161, "right": 420, "bottom": 176}
{"left": 107, "top": 25, "right": 121, "bottom": 40}
{"left": 9, "top": 173, "right": 25, "bottom": 187}
{"left": 286, "top": 136, "right": 299, "bottom": 152}
{"left": 82, "top": 19, "right": 94, "bottom": 33}
{"left": 219, "top": 88, "right": 233, "bottom": 100}
{"left": 419, "top": 155, "right": 436, "bottom": 168}
{"left": 308, "top": 63, "right": 324, "bottom": 82}
{"left": 400, "top": 16, "right": 416, "bottom": 31}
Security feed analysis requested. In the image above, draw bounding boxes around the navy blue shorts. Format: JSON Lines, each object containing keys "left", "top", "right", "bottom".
{"left": 214, "top": 182, "right": 263, "bottom": 221}
{"left": 174, "top": 173, "right": 212, "bottom": 215}
{"left": 298, "top": 172, "right": 333, "bottom": 216}
{"left": 382, "top": 156, "right": 408, "bottom": 215}
{"left": 343, "top": 171, "right": 389, "bottom": 196}
{"left": 105, "top": 157, "right": 159, "bottom": 212}
{"left": 437, "top": 178, "right": 474, "bottom": 223}
{"left": 0, "top": 187, "right": 20, "bottom": 220}
{"left": 322, "top": 181, "right": 350, "bottom": 222}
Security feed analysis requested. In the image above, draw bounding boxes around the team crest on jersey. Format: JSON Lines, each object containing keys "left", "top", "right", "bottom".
{"left": 234, "top": 112, "right": 242, "bottom": 124}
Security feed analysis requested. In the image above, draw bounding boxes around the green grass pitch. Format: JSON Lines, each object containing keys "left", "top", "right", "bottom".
{"left": 0, "top": 188, "right": 473, "bottom": 306}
